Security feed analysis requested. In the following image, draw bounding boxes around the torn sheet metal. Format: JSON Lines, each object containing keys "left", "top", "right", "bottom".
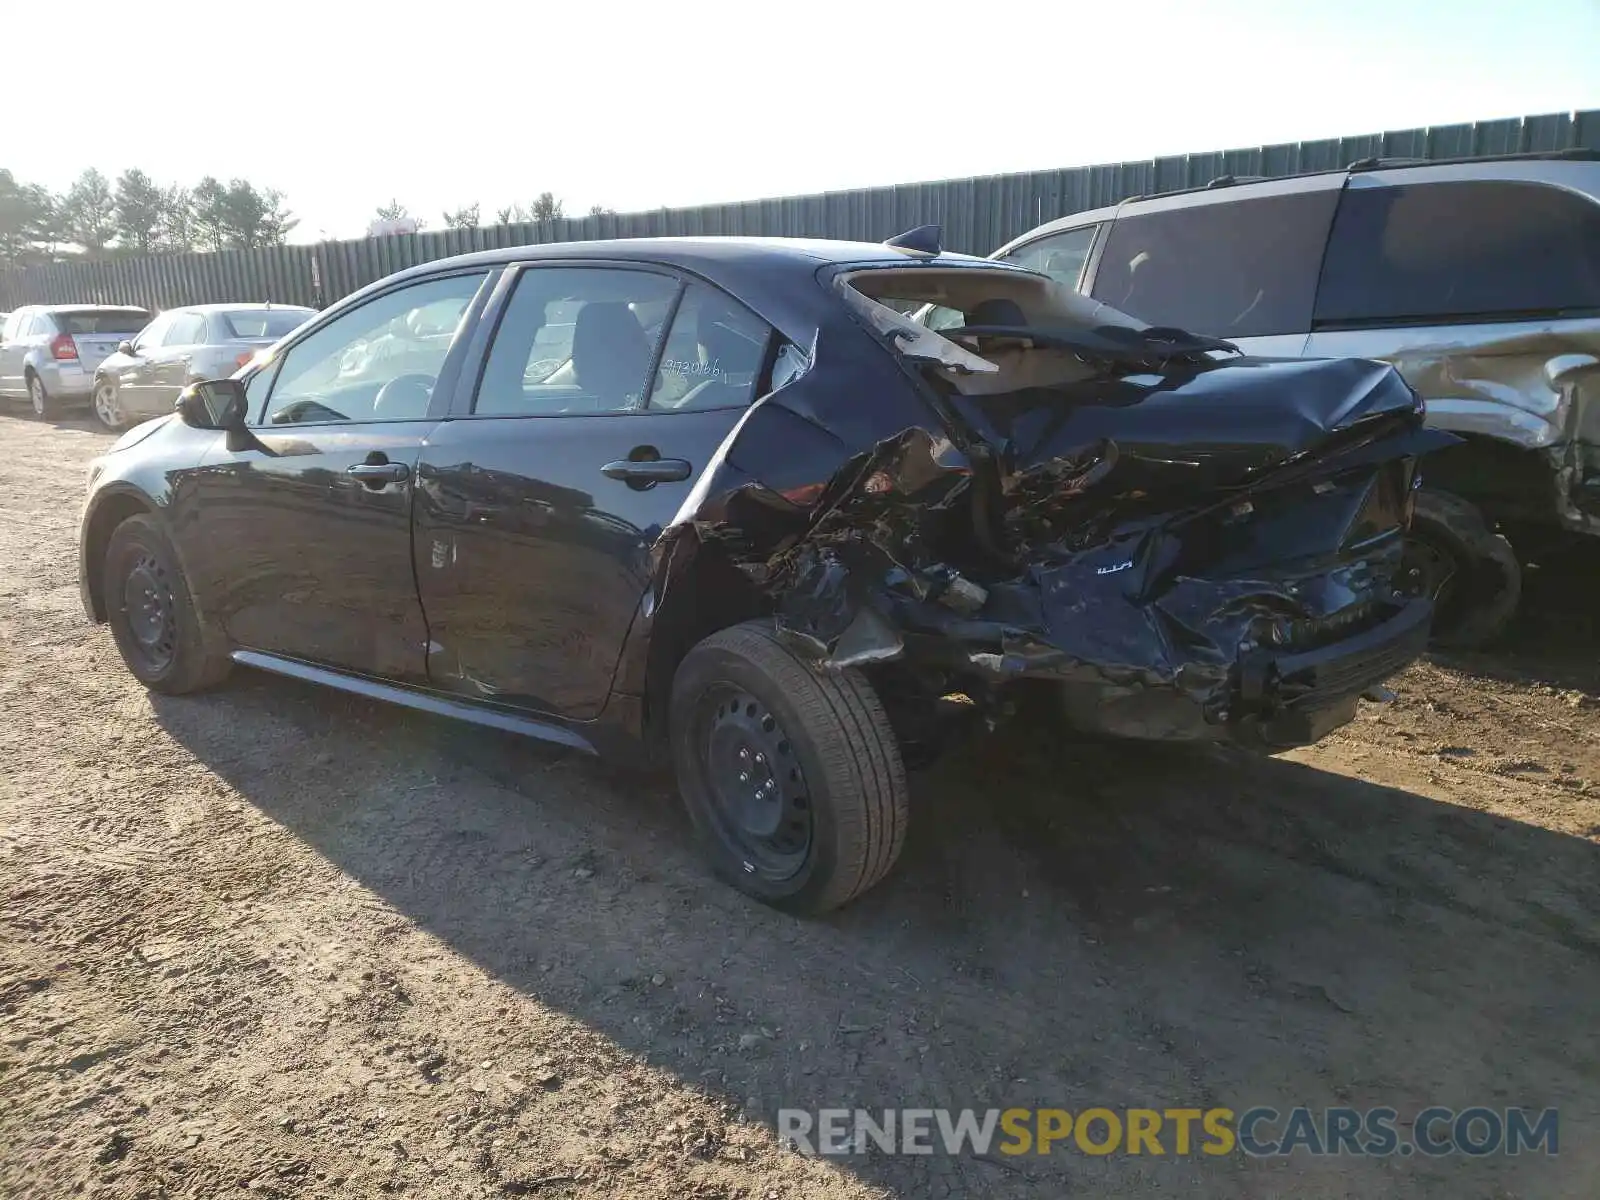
{"left": 1310, "top": 318, "right": 1600, "bottom": 533}
{"left": 653, "top": 264, "right": 1451, "bottom": 752}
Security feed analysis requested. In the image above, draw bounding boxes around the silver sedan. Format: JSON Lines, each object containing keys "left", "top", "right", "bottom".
{"left": 91, "top": 303, "right": 315, "bottom": 429}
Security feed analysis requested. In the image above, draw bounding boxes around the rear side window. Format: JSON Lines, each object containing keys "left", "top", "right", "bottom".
{"left": 1000, "top": 225, "right": 1100, "bottom": 290}
{"left": 650, "top": 282, "right": 773, "bottom": 410}
{"left": 54, "top": 310, "right": 150, "bottom": 335}
{"left": 1089, "top": 190, "right": 1339, "bottom": 338}
{"left": 1315, "top": 180, "right": 1600, "bottom": 325}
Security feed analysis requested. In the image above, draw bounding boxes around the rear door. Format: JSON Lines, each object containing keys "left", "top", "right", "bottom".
{"left": 414, "top": 263, "right": 773, "bottom": 718}
{"left": 186, "top": 269, "right": 494, "bottom": 681}
{"left": 1305, "top": 171, "right": 1600, "bottom": 511}
{"left": 1085, "top": 176, "right": 1343, "bottom": 357}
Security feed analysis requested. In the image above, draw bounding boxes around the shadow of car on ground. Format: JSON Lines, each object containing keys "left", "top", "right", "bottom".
{"left": 146, "top": 574, "right": 1600, "bottom": 1196}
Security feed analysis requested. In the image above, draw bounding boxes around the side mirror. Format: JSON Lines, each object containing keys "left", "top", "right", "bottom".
{"left": 117, "top": 340, "right": 136, "bottom": 356}
{"left": 176, "top": 378, "right": 248, "bottom": 430}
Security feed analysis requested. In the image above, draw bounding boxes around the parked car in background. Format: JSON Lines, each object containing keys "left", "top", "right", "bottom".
{"left": 0, "top": 305, "right": 153, "bottom": 418}
{"left": 90, "top": 303, "right": 316, "bottom": 430}
{"left": 946, "top": 150, "right": 1600, "bottom": 648}
{"left": 78, "top": 233, "right": 1444, "bottom": 912}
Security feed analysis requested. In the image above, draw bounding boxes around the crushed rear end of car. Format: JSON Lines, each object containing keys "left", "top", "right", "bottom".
{"left": 661, "top": 258, "right": 1453, "bottom": 754}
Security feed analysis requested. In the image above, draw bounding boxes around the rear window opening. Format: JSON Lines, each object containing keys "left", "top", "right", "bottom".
{"left": 836, "top": 266, "right": 1217, "bottom": 396}
{"left": 56, "top": 310, "right": 151, "bottom": 336}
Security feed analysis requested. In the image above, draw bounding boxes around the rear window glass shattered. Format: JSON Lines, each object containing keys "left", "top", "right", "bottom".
{"left": 837, "top": 267, "right": 1229, "bottom": 393}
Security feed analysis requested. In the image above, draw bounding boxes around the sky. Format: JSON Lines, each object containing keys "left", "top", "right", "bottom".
{"left": 8, "top": 0, "right": 1600, "bottom": 242}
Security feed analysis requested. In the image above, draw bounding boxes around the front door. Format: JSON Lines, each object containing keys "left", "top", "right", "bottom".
{"left": 414, "top": 265, "right": 774, "bottom": 718}
{"left": 115, "top": 313, "right": 172, "bottom": 417}
{"left": 188, "top": 269, "right": 493, "bottom": 682}
{"left": 148, "top": 310, "right": 207, "bottom": 410}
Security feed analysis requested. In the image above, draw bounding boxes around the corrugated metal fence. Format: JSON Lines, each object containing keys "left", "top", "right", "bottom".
{"left": 4, "top": 108, "right": 1598, "bottom": 312}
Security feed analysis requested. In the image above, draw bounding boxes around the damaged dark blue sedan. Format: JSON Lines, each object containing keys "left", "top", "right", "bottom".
{"left": 78, "top": 230, "right": 1447, "bottom": 913}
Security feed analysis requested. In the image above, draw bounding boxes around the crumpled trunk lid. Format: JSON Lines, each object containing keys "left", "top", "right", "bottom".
{"left": 763, "top": 349, "right": 1449, "bottom": 747}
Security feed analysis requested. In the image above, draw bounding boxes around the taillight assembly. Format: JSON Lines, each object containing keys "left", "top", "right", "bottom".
{"left": 50, "top": 333, "right": 78, "bottom": 361}
{"left": 235, "top": 351, "right": 256, "bottom": 370}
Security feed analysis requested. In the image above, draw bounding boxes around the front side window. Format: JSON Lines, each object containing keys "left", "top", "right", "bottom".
{"left": 650, "top": 282, "right": 773, "bottom": 410}
{"left": 474, "top": 267, "right": 678, "bottom": 416}
{"left": 1316, "top": 180, "right": 1600, "bottom": 326}
{"left": 262, "top": 272, "right": 487, "bottom": 426}
{"left": 1089, "top": 189, "right": 1339, "bottom": 338}
{"left": 132, "top": 315, "right": 173, "bottom": 353}
{"left": 165, "top": 312, "right": 206, "bottom": 345}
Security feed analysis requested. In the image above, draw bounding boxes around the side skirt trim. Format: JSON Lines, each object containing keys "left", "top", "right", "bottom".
{"left": 229, "top": 650, "right": 599, "bottom": 756}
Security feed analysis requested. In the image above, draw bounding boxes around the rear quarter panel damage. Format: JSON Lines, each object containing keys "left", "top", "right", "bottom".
{"left": 637, "top": 269, "right": 1452, "bottom": 752}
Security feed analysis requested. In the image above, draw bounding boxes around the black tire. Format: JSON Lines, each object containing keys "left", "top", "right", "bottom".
{"left": 26, "top": 371, "right": 51, "bottom": 420}
{"left": 1405, "top": 489, "right": 1521, "bottom": 650}
{"left": 670, "top": 619, "right": 909, "bottom": 915}
{"left": 102, "top": 514, "right": 231, "bottom": 694}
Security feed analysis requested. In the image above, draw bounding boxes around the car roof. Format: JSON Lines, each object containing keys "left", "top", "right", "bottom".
{"left": 390, "top": 235, "right": 998, "bottom": 275}
{"left": 164, "top": 303, "right": 316, "bottom": 315}
{"left": 343, "top": 235, "right": 1032, "bottom": 340}
{"left": 996, "top": 150, "right": 1600, "bottom": 256}
{"left": 31, "top": 303, "right": 153, "bottom": 314}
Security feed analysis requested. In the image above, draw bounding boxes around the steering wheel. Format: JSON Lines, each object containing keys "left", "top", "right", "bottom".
{"left": 270, "top": 398, "right": 350, "bottom": 424}
{"left": 373, "top": 373, "right": 437, "bottom": 419}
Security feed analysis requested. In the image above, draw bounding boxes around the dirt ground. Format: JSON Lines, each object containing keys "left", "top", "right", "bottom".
{"left": 2, "top": 411, "right": 1597, "bottom": 1199}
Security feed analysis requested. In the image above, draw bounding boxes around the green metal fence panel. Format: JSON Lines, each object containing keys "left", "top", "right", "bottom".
{"left": 4, "top": 107, "right": 1598, "bottom": 310}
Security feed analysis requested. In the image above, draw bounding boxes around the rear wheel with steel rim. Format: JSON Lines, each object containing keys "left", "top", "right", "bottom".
{"left": 102, "top": 514, "right": 231, "bottom": 693}
{"left": 93, "top": 381, "right": 126, "bottom": 430}
{"left": 695, "top": 684, "right": 814, "bottom": 882}
{"left": 27, "top": 373, "right": 50, "bottom": 419}
{"left": 670, "top": 620, "right": 908, "bottom": 914}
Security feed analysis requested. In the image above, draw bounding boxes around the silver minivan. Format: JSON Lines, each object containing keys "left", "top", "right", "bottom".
{"left": 0, "top": 305, "right": 153, "bottom": 418}
{"left": 953, "top": 152, "right": 1600, "bottom": 647}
